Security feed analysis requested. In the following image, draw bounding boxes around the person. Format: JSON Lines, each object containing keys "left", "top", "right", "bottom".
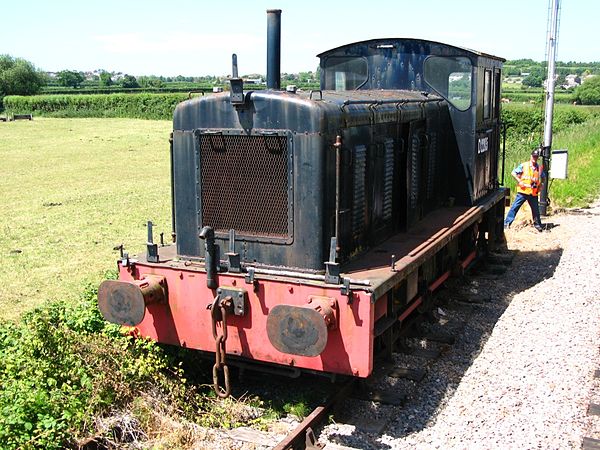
{"left": 504, "top": 148, "right": 545, "bottom": 232}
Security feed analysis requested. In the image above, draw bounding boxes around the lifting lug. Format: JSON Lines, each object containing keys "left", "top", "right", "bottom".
{"left": 244, "top": 267, "right": 259, "bottom": 292}
{"left": 340, "top": 277, "right": 353, "bottom": 304}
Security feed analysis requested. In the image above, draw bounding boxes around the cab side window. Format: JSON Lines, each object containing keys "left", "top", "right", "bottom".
{"left": 424, "top": 56, "right": 473, "bottom": 111}
{"left": 483, "top": 69, "right": 492, "bottom": 120}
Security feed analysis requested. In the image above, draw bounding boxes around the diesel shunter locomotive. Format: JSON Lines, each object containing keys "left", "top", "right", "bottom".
{"left": 98, "top": 10, "right": 507, "bottom": 397}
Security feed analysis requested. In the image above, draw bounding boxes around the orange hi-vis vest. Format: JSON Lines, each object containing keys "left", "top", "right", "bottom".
{"left": 517, "top": 161, "right": 541, "bottom": 196}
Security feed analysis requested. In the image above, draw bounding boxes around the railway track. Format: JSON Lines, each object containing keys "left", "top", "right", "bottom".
{"left": 223, "top": 249, "right": 515, "bottom": 450}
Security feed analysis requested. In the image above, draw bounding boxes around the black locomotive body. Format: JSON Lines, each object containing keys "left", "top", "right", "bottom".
{"left": 98, "top": 10, "right": 507, "bottom": 397}
{"left": 173, "top": 37, "right": 503, "bottom": 273}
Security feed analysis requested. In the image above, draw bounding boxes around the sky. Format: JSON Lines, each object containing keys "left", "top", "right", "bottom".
{"left": 1, "top": 0, "right": 597, "bottom": 77}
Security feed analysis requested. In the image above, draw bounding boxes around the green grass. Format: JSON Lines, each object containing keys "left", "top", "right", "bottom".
{"left": 1, "top": 112, "right": 599, "bottom": 321}
{"left": 549, "top": 117, "right": 600, "bottom": 207}
{"left": 0, "top": 286, "right": 270, "bottom": 449}
{"left": 501, "top": 104, "right": 600, "bottom": 209}
{"left": 0, "top": 118, "right": 171, "bottom": 320}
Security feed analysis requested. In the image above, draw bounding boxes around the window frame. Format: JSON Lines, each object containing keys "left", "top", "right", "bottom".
{"left": 321, "top": 56, "right": 369, "bottom": 91}
{"left": 483, "top": 69, "right": 492, "bottom": 120}
{"left": 423, "top": 55, "right": 473, "bottom": 112}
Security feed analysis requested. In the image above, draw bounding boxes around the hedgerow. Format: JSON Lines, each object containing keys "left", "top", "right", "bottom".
{"left": 40, "top": 86, "right": 215, "bottom": 95}
{"left": 501, "top": 104, "right": 599, "bottom": 138}
{"left": 3, "top": 93, "right": 190, "bottom": 120}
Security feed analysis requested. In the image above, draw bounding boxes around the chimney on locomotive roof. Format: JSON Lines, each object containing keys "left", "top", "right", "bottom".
{"left": 266, "top": 9, "right": 281, "bottom": 90}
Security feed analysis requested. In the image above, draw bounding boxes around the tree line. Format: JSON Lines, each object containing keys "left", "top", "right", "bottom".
{"left": 504, "top": 58, "right": 600, "bottom": 88}
{"left": 1, "top": 53, "right": 599, "bottom": 106}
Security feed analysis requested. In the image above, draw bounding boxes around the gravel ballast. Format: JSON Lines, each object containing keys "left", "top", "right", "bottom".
{"left": 320, "top": 204, "right": 600, "bottom": 449}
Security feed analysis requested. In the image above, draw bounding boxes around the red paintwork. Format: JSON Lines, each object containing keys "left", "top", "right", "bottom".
{"left": 461, "top": 249, "right": 477, "bottom": 269}
{"left": 119, "top": 263, "right": 375, "bottom": 377}
{"left": 398, "top": 297, "right": 422, "bottom": 322}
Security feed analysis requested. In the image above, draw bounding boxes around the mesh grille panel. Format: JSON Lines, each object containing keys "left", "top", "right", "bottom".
{"left": 352, "top": 145, "right": 367, "bottom": 237}
{"left": 383, "top": 139, "right": 394, "bottom": 220}
{"left": 199, "top": 134, "right": 289, "bottom": 238}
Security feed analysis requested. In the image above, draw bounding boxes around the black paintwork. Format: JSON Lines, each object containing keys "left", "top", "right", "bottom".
{"left": 318, "top": 38, "right": 504, "bottom": 202}
{"left": 170, "top": 39, "right": 504, "bottom": 273}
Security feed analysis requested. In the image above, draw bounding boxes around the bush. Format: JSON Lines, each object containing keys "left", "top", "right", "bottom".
{"left": 3, "top": 93, "right": 191, "bottom": 120}
{"left": 501, "top": 104, "right": 599, "bottom": 138}
{"left": 573, "top": 75, "right": 600, "bottom": 105}
{"left": 0, "top": 279, "right": 190, "bottom": 449}
{"left": 0, "top": 276, "right": 276, "bottom": 448}
{"left": 0, "top": 55, "right": 47, "bottom": 98}
{"left": 40, "top": 86, "right": 215, "bottom": 95}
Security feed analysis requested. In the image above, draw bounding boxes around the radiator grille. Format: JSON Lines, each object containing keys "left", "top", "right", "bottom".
{"left": 199, "top": 133, "right": 290, "bottom": 238}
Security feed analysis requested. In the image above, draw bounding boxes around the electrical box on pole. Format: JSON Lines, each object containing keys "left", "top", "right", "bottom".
{"left": 550, "top": 149, "right": 568, "bottom": 179}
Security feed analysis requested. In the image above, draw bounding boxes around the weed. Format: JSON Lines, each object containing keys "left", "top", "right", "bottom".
{"left": 283, "top": 400, "right": 310, "bottom": 420}
{"left": 0, "top": 281, "right": 271, "bottom": 449}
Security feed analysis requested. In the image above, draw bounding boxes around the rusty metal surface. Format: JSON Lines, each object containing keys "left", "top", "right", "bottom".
{"left": 341, "top": 189, "right": 507, "bottom": 298}
{"left": 98, "top": 276, "right": 167, "bottom": 326}
{"left": 273, "top": 378, "right": 357, "bottom": 450}
{"left": 98, "top": 280, "right": 146, "bottom": 326}
{"left": 266, "top": 304, "right": 329, "bottom": 357}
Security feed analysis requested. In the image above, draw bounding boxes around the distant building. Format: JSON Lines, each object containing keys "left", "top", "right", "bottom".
{"left": 562, "top": 74, "right": 581, "bottom": 89}
{"left": 543, "top": 74, "right": 560, "bottom": 89}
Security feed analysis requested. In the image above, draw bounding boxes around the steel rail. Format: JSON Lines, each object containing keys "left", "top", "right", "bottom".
{"left": 273, "top": 378, "right": 357, "bottom": 450}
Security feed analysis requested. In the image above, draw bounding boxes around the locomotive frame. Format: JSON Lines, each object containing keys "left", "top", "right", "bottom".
{"left": 98, "top": 10, "right": 508, "bottom": 397}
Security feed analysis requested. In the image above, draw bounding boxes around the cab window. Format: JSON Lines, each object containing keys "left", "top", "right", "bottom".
{"left": 322, "top": 57, "right": 368, "bottom": 90}
{"left": 483, "top": 69, "right": 492, "bottom": 119}
{"left": 424, "top": 56, "right": 472, "bottom": 111}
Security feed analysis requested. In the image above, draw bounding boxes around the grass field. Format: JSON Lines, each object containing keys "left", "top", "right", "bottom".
{"left": 0, "top": 118, "right": 171, "bottom": 320}
{"left": 1, "top": 114, "right": 599, "bottom": 321}
{"left": 548, "top": 117, "right": 600, "bottom": 207}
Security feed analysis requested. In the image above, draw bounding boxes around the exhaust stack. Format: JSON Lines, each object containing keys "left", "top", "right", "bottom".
{"left": 266, "top": 9, "right": 281, "bottom": 90}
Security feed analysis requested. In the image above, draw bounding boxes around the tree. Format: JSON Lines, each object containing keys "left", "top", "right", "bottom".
{"left": 99, "top": 71, "right": 113, "bottom": 87}
{"left": 522, "top": 74, "right": 543, "bottom": 88}
{"left": 0, "top": 54, "right": 46, "bottom": 97}
{"left": 57, "top": 70, "right": 85, "bottom": 88}
{"left": 137, "top": 75, "right": 163, "bottom": 88}
{"left": 573, "top": 75, "right": 600, "bottom": 105}
{"left": 504, "top": 67, "right": 521, "bottom": 76}
{"left": 120, "top": 74, "right": 139, "bottom": 89}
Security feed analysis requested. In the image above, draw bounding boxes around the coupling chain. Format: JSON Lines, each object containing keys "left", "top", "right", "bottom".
{"left": 210, "top": 295, "right": 232, "bottom": 398}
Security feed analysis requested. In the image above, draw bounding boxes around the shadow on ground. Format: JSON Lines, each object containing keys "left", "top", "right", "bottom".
{"left": 323, "top": 245, "right": 564, "bottom": 449}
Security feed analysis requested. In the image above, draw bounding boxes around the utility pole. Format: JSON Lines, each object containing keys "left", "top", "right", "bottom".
{"left": 540, "top": 0, "right": 560, "bottom": 216}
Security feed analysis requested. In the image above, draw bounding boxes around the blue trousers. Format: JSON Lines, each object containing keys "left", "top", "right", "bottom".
{"left": 504, "top": 193, "right": 542, "bottom": 227}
